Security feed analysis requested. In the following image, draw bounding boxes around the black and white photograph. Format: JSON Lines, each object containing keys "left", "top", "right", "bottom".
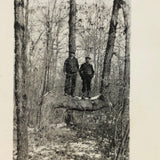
{"left": 13, "top": 0, "right": 130, "bottom": 159}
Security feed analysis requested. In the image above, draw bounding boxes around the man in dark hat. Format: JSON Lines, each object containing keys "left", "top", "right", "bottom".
{"left": 79, "top": 56, "right": 94, "bottom": 99}
{"left": 63, "top": 51, "right": 79, "bottom": 97}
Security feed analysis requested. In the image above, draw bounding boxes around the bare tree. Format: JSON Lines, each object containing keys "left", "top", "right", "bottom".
{"left": 114, "top": 1, "right": 130, "bottom": 159}
{"left": 122, "top": 1, "right": 130, "bottom": 114}
{"left": 14, "top": 0, "right": 29, "bottom": 159}
{"left": 69, "top": 0, "right": 76, "bottom": 53}
{"left": 100, "top": 0, "right": 122, "bottom": 100}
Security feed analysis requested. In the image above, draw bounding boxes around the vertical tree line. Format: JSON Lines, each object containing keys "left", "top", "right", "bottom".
{"left": 14, "top": 0, "right": 29, "bottom": 159}
{"left": 69, "top": 0, "right": 76, "bottom": 54}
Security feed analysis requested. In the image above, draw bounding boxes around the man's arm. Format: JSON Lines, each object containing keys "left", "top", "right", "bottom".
{"left": 91, "top": 64, "right": 94, "bottom": 77}
{"left": 63, "top": 60, "right": 67, "bottom": 73}
{"left": 79, "top": 64, "right": 84, "bottom": 78}
{"left": 76, "top": 59, "right": 79, "bottom": 71}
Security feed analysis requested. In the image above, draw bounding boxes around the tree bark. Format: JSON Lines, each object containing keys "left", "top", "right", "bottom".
{"left": 115, "top": 2, "right": 130, "bottom": 159}
{"left": 115, "top": 121, "right": 129, "bottom": 160}
{"left": 53, "top": 19, "right": 61, "bottom": 88}
{"left": 100, "top": 0, "right": 121, "bottom": 96}
{"left": 14, "top": 0, "right": 28, "bottom": 159}
{"left": 117, "top": 58, "right": 124, "bottom": 107}
{"left": 122, "top": 2, "right": 130, "bottom": 114}
{"left": 67, "top": 0, "right": 77, "bottom": 124}
{"left": 69, "top": 0, "right": 76, "bottom": 53}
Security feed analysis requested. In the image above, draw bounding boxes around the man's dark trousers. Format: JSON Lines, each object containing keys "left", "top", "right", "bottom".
{"left": 64, "top": 73, "right": 77, "bottom": 96}
{"left": 82, "top": 75, "right": 92, "bottom": 97}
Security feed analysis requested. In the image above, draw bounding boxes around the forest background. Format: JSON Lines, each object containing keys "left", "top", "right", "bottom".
{"left": 0, "top": 0, "right": 160, "bottom": 160}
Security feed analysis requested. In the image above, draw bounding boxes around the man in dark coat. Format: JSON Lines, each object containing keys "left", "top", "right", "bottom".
{"left": 79, "top": 56, "right": 94, "bottom": 99}
{"left": 63, "top": 51, "right": 79, "bottom": 97}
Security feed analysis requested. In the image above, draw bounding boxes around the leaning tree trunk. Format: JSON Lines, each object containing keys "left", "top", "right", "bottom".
{"left": 69, "top": 0, "right": 76, "bottom": 53}
{"left": 100, "top": 0, "right": 121, "bottom": 99}
{"left": 14, "top": 0, "right": 28, "bottom": 159}
{"left": 115, "top": 2, "right": 130, "bottom": 160}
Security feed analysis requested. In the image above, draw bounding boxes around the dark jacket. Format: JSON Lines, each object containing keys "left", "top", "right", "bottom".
{"left": 79, "top": 63, "right": 94, "bottom": 79}
{"left": 63, "top": 57, "right": 79, "bottom": 74}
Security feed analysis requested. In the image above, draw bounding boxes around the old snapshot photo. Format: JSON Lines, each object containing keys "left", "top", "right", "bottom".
{"left": 13, "top": 0, "right": 130, "bottom": 159}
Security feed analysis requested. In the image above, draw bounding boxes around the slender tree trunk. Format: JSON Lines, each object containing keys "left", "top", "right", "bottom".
{"left": 122, "top": 2, "right": 130, "bottom": 115}
{"left": 94, "top": 49, "right": 100, "bottom": 92}
{"left": 115, "top": 2, "right": 130, "bottom": 159}
{"left": 53, "top": 21, "right": 61, "bottom": 88}
{"left": 117, "top": 59, "right": 124, "bottom": 107}
{"left": 38, "top": 19, "right": 53, "bottom": 125}
{"left": 37, "top": 63, "right": 47, "bottom": 127}
{"left": 100, "top": 0, "right": 121, "bottom": 97}
{"left": 14, "top": 0, "right": 28, "bottom": 159}
{"left": 45, "top": 20, "right": 50, "bottom": 93}
{"left": 69, "top": 0, "right": 76, "bottom": 53}
{"left": 115, "top": 121, "right": 129, "bottom": 160}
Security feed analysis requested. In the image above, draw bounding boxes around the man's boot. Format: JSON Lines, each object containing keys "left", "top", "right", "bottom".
{"left": 87, "top": 91, "right": 91, "bottom": 99}
{"left": 82, "top": 93, "right": 85, "bottom": 99}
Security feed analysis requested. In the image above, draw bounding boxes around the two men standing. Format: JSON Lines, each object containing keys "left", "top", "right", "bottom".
{"left": 63, "top": 52, "right": 94, "bottom": 99}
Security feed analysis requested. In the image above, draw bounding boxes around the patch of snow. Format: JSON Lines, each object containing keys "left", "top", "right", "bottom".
{"left": 56, "top": 123, "right": 67, "bottom": 128}
{"left": 35, "top": 146, "right": 46, "bottom": 152}
{"left": 74, "top": 96, "right": 82, "bottom": 100}
{"left": 69, "top": 140, "right": 101, "bottom": 158}
{"left": 90, "top": 94, "right": 101, "bottom": 100}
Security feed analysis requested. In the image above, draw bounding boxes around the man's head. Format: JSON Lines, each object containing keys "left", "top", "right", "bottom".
{"left": 85, "top": 56, "right": 91, "bottom": 63}
{"left": 69, "top": 51, "right": 75, "bottom": 58}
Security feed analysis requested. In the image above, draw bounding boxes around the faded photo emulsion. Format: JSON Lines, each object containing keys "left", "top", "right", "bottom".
{"left": 14, "top": 0, "right": 130, "bottom": 159}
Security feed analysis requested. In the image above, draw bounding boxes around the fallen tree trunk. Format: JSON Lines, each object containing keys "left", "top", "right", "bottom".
{"left": 39, "top": 91, "right": 113, "bottom": 127}
{"left": 42, "top": 92, "right": 110, "bottom": 111}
